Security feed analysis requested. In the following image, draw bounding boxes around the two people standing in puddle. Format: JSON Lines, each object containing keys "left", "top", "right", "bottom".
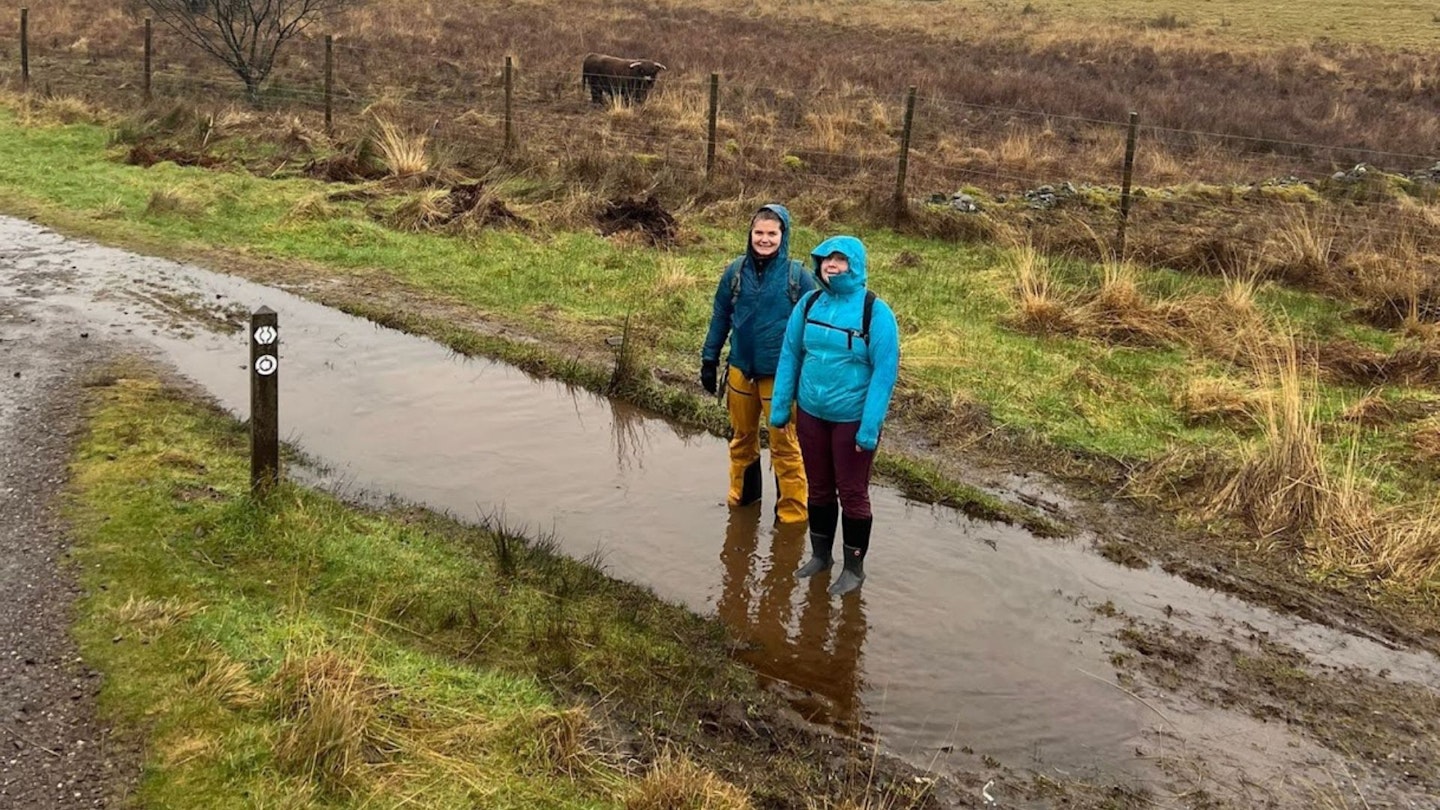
{"left": 704, "top": 208, "right": 900, "bottom": 598}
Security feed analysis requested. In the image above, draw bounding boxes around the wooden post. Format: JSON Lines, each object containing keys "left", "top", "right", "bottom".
{"left": 324, "top": 34, "right": 334, "bottom": 135}
{"left": 893, "top": 86, "right": 917, "bottom": 223}
{"left": 503, "top": 55, "right": 515, "bottom": 152}
{"left": 705, "top": 72, "right": 719, "bottom": 180}
{"left": 20, "top": 8, "right": 29, "bottom": 95}
{"left": 1116, "top": 111, "right": 1139, "bottom": 258}
{"left": 249, "top": 307, "right": 280, "bottom": 496}
{"left": 143, "top": 18, "right": 152, "bottom": 104}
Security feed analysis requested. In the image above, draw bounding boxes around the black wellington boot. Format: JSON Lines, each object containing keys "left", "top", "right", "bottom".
{"left": 738, "top": 459, "right": 763, "bottom": 506}
{"left": 796, "top": 502, "right": 838, "bottom": 578}
{"left": 829, "top": 516, "right": 871, "bottom": 597}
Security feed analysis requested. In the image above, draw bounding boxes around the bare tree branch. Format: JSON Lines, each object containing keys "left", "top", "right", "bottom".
{"left": 140, "top": 0, "right": 358, "bottom": 102}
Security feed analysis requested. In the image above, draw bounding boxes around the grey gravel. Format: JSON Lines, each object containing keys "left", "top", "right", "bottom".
{"left": 0, "top": 298, "right": 136, "bottom": 807}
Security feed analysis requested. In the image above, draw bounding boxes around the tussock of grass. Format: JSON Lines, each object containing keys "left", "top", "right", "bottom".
{"left": 1270, "top": 209, "right": 1336, "bottom": 282}
{"left": 622, "top": 754, "right": 752, "bottom": 810}
{"left": 1009, "top": 244, "right": 1073, "bottom": 333}
{"left": 372, "top": 116, "right": 430, "bottom": 177}
{"left": 1208, "top": 344, "right": 1329, "bottom": 539}
{"left": 1175, "top": 377, "right": 1265, "bottom": 427}
{"left": 144, "top": 186, "right": 203, "bottom": 218}
{"left": 1138, "top": 344, "right": 1440, "bottom": 598}
{"left": 271, "top": 648, "right": 389, "bottom": 793}
{"left": 386, "top": 188, "right": 452, "bottom": 231}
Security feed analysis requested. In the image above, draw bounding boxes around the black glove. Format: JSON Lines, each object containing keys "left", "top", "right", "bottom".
{"left": 700, "top": 359, "right": 718, "bottom": 395}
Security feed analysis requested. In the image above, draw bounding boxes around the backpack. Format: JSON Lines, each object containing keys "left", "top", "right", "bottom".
{"left": 728, "top": 257, "right": 809, "bottom": 308}
{"left": 801, "top": 288, "right": 877, "bottom": 349}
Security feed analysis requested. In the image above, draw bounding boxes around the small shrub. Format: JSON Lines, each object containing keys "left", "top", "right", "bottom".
{"left": 1147, "top": 12, "right": 1187, "bottom": 29}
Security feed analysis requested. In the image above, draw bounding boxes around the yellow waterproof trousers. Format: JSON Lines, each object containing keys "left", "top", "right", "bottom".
{"left": 726, "top": 366, "right": 808, "bottom": 524}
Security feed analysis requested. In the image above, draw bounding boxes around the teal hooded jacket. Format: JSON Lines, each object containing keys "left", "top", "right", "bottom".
{"left": 769, "top": 236, "right": 900, "bottom": 451}
{"left": 701, "top": 204, "right": 816, "bottom": 378}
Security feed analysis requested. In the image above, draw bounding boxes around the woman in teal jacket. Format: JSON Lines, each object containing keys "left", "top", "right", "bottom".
{"left": 700, "top": 204, "right": 817, "bottom": 524}
{"left": 770, "top": 236, "right": 900, "bottom": 597}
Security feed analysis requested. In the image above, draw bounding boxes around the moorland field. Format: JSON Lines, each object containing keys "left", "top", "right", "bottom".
{"left": 2, "top": 2, "right": 1440, "bottom": 804}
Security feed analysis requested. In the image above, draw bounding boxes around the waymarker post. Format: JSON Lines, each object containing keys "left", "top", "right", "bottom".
{"left": 250, "top": 307, "right": 280, "bottom": 496}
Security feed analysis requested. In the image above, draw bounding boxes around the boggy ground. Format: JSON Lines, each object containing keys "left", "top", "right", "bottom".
{"left": 3, "top": 192, "right": 1439, "bottom": 806}
{"left": 50, "top": 217, "right": 1440, "bottom": 801}
{"left": 37, "top": 354, "right": 1177, "bottom": 810}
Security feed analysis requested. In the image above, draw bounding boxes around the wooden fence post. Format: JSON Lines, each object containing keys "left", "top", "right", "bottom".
{"left": 1116, "top": 111, "right": 1139, "bottom": 259}
{"left": 324, "top": 34, "right": 334, "bottom": 135}
{"left": 143, "top": 18, "right": 152, "bottom": 104}
{"left": 249, "top": 307, "right": 280, "bottom": 496}
{"left": 504, "top": 55, "right": 515, "bottom": 152}
{"left": 705, "top": 72, "right": 719, "bottom": 180}
{"left": 20, "top": 8, "right": 29, "bottom": 95}
{"left": 892, "top": 85, "right": 918, "bottom": 223}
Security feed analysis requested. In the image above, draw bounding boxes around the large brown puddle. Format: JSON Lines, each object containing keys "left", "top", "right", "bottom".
{"left": 5, "top": 217, "right": 1439, "bottom": 801}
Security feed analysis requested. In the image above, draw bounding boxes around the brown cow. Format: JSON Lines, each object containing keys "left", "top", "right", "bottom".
{"left": 581, "top": 52, "right": 667, "bottom": 106}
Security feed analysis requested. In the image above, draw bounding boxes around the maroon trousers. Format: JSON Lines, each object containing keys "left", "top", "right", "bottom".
{"left": 796, "top": 408, "right": 876, "bottom": 520}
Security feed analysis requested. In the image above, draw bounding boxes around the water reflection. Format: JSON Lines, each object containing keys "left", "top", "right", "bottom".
{"left": 716, "top": 505, "right": 871, "bottom": 737}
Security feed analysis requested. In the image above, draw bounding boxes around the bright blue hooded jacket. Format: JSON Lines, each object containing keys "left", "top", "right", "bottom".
{"left": 770, "top": 236, "right": 900, "bottom": 452}
{"left": 701, "top": 204, "right": 817, "bottom": 378}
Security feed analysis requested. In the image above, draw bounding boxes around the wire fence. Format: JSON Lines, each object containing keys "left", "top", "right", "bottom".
{"left": 5, "top": 9, "right": 1440, "bottom": 268}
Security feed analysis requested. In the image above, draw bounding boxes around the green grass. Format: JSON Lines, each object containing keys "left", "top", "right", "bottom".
{"left": 67, "top": 365, "right": 791, "bottom": 807}
{"left": 0, "top": 104, "right": 1430, "bottom": 504}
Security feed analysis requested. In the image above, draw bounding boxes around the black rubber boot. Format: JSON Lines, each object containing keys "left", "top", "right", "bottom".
{"left": 796, "top": 502, "right": 838, "bottom": 578}
{"left": 829, "top": 516, "right": 871, "bottom": 597}
{"left": 738, "top": 459, "right": 763, "bottom": 506}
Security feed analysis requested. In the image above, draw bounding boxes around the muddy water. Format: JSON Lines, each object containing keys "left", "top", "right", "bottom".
{"left": 5, "top": 217, "right": 1439, "bottom": 795}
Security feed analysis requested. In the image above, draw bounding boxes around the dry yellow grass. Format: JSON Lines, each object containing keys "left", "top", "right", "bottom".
{"left": 113, "top": 595, "right": 202, "bottom": 639}
{"left": 387, "top": 189, "right": 452, "bottom": 231}
{"left": 272, "top": 649, "right": 389, "bottom": 792}
{"left": 622, "top": 753, "right": 753, "bottom": 810}
{"left": 190, "top": 646, "right": 264, "bottom": 710}
{"left": 1208, "top": 342, "right": 1328, "bottom": 541}
{"left": 371, "top": 116, "right": 430, "bottom": 177}
{"left": 1271, "top": 209, "right": 1336, "bottom": 281}
{"left": 1009, "top": 244, "right": 1072, "bottom": 333}
{"left": 1176, "top": 377, "right": 1265, "bottom": 427}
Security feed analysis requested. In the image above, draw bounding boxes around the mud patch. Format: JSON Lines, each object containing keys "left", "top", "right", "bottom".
{"left": 441, "top": 182, "right": 528, "bottom": 229}
{"left": 1107, "top": 614, "right": 1440, "bottom": 791}
{"left": 125, "top": 141, "right": 225, "bottom": 169}
{"left": 302, "top": 143, "right": 388, "bottom": 183}
{"left": 1312, "top": 338, "right": 1440, "bottom": 388}
{"left": 597, "top": 195, "right": 678, "bottom": 245}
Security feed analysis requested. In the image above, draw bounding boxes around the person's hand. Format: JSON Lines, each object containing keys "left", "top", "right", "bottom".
{"left": 700, "top": 359, "right": 719, "bottom": 395}
{"left": 771, "top": 412, "right": 790, "bottom": 430}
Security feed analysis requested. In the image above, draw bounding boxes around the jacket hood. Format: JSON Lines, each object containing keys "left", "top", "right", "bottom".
{"left": 811, "top": 235, "right": 868, "bottom": 296}
{"left": 746, "top": 203, "right": 793, "bottom": 268}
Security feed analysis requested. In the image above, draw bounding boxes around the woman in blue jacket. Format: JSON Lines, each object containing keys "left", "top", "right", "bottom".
{"left": 771, "top": 236, "right": 900, "bottom": 597}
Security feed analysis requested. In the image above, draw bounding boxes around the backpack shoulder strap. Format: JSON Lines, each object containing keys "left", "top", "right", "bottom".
{"left": 786, "top": 259, "right": 809, "bottom": 305}
{"left": 726, "top": 257, "right": 745, "bottom": 307}
{"left": 800, "top": 288, "right": 823, "bottom": 320}
{"left": 861, "top": 290, "right": 877, "bottom": 339}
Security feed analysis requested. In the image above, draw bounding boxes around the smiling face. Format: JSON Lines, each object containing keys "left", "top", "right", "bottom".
{"left": 819, "top": 252, "right": 850, "bottom": 280}
{"left": 749, "top": 215, "right": 783, "bottom": 258}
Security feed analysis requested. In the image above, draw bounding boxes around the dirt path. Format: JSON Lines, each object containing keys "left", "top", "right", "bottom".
{"left": 0, "top": 293, "right": 135, "bottom": 807}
